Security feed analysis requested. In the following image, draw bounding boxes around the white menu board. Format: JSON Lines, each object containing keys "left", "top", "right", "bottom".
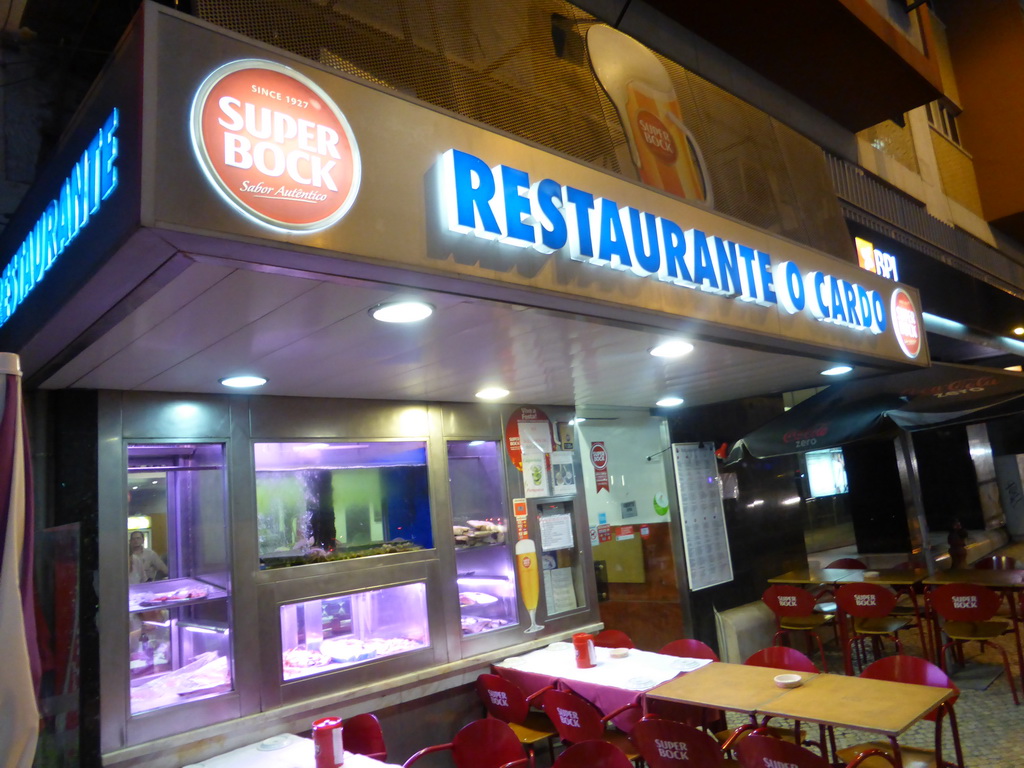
{"left": 672, "top": 443, "right": 734, "bottom": 590}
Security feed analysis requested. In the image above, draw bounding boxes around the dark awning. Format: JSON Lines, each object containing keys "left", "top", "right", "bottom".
{"left": 727, "top": 362, "right": 1024, "bottom": 462}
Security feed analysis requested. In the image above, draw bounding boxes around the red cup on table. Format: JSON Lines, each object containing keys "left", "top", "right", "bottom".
{"left": 312, "top": 716, "right": 344, "bottom": 767}
{"left": 573, "top": 632, "right": 596, "bottom": 668}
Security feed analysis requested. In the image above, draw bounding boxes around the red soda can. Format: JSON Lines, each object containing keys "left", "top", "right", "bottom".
{"left": 312, "top": 716, "right": 344, "bottom": 768}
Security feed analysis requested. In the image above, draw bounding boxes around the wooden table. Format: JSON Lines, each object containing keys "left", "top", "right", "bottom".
{"left": 644, "top": 661, "right": 807, "bottom": 717}
{"left": 767, "top": 567, "right": 859, "bottom": 585}
{"left": 645, "top": 662, "right": 958, "bottom": 768}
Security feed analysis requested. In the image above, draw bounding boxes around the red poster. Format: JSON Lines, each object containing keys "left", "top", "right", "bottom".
{"left": 505, "top": 406, "right": 552, "bottom": 470}
{"left": 597, "top": 524, "right": 612, "bottom": 543}
{"left": 591, "top": 442, "right": 609, "bottom": 493}
{"left": 512, "top": 498, "right": 529, "bottom": 541}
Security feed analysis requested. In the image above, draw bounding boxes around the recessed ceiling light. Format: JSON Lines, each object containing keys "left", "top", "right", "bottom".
{"left": 370, "top": 301, "right": 434, "bottom": 323}
{"left": 656, "top": 396, "right": 685, "bottom": 407}
{"left": 568, "top": 417, "right": 586, "bottom": 425}
{"left": 1014, "top": 327, "right": 1024, "bottom": 336}
{"left": 649, "top": 340, "right": 694, "bottom": 358}
{"left": 821, "top": 365, "right": 853, "bottom": 376}
{"left": 475, "top": 386, "right": 510, "bottom": 400}
{"left": 219, "top": 375, "right": 267, "bottom": 388}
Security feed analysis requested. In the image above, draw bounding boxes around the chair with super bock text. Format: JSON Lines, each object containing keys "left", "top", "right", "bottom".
{"left": 762, "top": 584, "right": 834, "bottom": 672}
{"left": 476, "top": 673, "right": 558, "bottom": 762}
{"left": 834, "top": 582, "right": 912, "bottom": 675}
{"left": 735, "top": 731, "right": 897, "bottom": 768}
{"left": 930, "top": 582, "right": 1020, "bottom": 706}
{"left": 632, "top": 716, "right": 739, "bottom": 768}
{"left": 543, "top": 688, "right": 643, "bottom": 766}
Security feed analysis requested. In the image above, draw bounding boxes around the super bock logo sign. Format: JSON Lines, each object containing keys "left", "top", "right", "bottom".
{"left": 190, "top": 59, "right": 361, "bottom": 232}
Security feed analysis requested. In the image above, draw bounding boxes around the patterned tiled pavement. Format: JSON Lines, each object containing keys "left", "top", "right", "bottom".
{"left": 535, "top": 539, "right": 1024, "bottom": 767}
{"left": 724, "top": 539, "right": 1024, "bottom": 768}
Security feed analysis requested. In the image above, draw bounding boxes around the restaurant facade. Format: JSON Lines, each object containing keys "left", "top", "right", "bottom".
{"left": 0, "top": 3, "right": 942, "bottom": 766}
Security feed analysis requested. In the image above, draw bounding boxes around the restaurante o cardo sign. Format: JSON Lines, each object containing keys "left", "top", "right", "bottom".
{"left": 0, "top": 109, "right": 120, "bottom": 326}
{"left": 440, "top": 149, "right": 922, "bottom": 360}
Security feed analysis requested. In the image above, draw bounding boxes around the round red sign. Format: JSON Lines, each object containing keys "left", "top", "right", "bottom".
{"left": 890, "top": 288, "right": 921, "bottom": 359}
{"left": 590, "top": 443, "right": 608, "bottom": 470}
{"left": 190, "top": 59, "right": 361, "bottom": 232}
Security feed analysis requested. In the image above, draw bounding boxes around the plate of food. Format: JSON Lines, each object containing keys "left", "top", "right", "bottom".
{"left": 459, "top": 591, "right": 499, "bottom": 607}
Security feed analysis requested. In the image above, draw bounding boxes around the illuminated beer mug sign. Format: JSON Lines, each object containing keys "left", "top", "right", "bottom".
{"left": 588, "top": 25, "right": 711, "bottom": 204}
{"left": 515, "top": 538, "right": 544, "bottom": 633}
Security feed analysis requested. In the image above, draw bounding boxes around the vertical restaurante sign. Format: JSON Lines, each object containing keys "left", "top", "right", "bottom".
{"left": 0, "top": 109, "right": 120, "bottom": 326}
{"left": 190, "top": 59, "right": 361, "bottom": 232}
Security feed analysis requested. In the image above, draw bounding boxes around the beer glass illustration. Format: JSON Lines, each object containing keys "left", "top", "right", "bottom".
{"left": 588, "top": 24, "right": 711, "bottom": 204}
{"left": 515, "top": 538, "right": 544, "bottom": 633}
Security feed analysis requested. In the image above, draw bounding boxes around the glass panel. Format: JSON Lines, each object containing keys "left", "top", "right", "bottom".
{"left": 537, "top": 500, "right": 584, "bottom": 617}
{"left": 127, "top": 443, "right": 232, "bottom": 715}
{"left": 254, "top": 441, "right": 433, "bottom": 568}
{"left": 448, "top": 440, "right": 519, "bottom": 636}
{"left": 279, "top": 582, "right": 429, "bottom": 680}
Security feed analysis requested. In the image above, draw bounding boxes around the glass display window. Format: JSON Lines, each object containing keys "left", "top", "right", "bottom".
{"left": 254, "top": 441, "right": 433, "bottom": 569}
{"left": 126, "top": 443, "right": 232, "bottom": 715}
{"left": 448, "top": 440, "right": 518, "bottom": 636}
{"left": 279, "top": 582, "right": 430, "bottom": 681}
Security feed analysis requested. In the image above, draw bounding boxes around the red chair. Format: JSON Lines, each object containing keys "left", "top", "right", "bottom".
{"left": 401, "top": 718, "right": 532, "bottom": 768}
{"left": 632, "top": 717, "right": 730, "bottom": 767}
{"left": 930, "top": 582, "right": 1020, "bottom": 705}
{"left": 761, "top": 584, "right": 833, "bottom": 672}
{"left": 836, "top": 655, "right": 964, "bottom": 768}
{"left": 542, "top": 688, "right": 641, "bottom": 762}
{"left": 343, "top": 712, "right": 387, "bottom": 761}
{"left": 735, "top": 732, "right": 896, "bottom": 768}
{"left": 552, "top": 740, "right": 635, "bottom": 768}
{"left": 743, "top": 646, "right": 820, "bottom": 674}
{"left": 659, "top": 638, "right": 719, "bottom": 661}
{"left": 594, "top": 629, "right": 636, "bottom": 649}
{"left": 834, "top": 582, "right": 911, "bottom": 674}
{"left": 476, "top": 673, "right": 558, "bottom": 761}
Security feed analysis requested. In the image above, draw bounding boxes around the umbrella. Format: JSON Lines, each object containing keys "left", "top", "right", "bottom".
{"left": 0, "top": 353, "right": 39, "bottom": 768}
{"left": 727, "top": 362, "right": 1024, "bottom": 462}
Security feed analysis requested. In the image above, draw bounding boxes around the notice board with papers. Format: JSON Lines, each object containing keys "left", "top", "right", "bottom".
{"left": 672, "top": 442, "right": 733, "bottom": 590}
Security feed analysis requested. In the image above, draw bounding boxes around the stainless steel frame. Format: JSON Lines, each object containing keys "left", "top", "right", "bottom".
{"left": 98, "top": 390, "right": 598, "bottom": 759}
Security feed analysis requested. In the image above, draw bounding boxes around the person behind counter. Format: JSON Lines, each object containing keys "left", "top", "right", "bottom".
{"left": 129, "top": 531, "right": 169, "bottom": 584}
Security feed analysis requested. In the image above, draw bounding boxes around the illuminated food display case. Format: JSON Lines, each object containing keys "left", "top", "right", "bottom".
{"left": 99, "top": 394, "right": 598, "bottom": 755}
{"left": 448, "top": 440, "right": 519, "bottom": 639}
{"left": 123, "top": 441, "right": 235, "bottom": 726}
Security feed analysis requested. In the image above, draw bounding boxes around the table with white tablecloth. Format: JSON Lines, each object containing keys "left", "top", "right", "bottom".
{"left": 493, "top": 641, "right": 711, "bottom": 731}
{"left": 183, "top": 733, "right": 402, "bottom": 768}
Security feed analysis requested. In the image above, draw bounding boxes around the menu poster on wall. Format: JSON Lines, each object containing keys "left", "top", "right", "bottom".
{"left": 544, "top": 567, "right": 578, "bottom": 615}
{"left": 539, "top": 512, "right": 574, "bottom": 551}
{"left": 672, "top": 443, "right": 734, "bottom": 591}
{"left": 505, "top": 407, "right": 552, "bottom": 470}
{"left": 522, "top": 453, "right": 551, "bottom": 498}
{"left": 550, "top": 450, "right": 577, "bottom": 496}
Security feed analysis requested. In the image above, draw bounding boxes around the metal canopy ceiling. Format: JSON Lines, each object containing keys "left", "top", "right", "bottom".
{"left": 38, "top": 257, "right": 896, "bottom": 410}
